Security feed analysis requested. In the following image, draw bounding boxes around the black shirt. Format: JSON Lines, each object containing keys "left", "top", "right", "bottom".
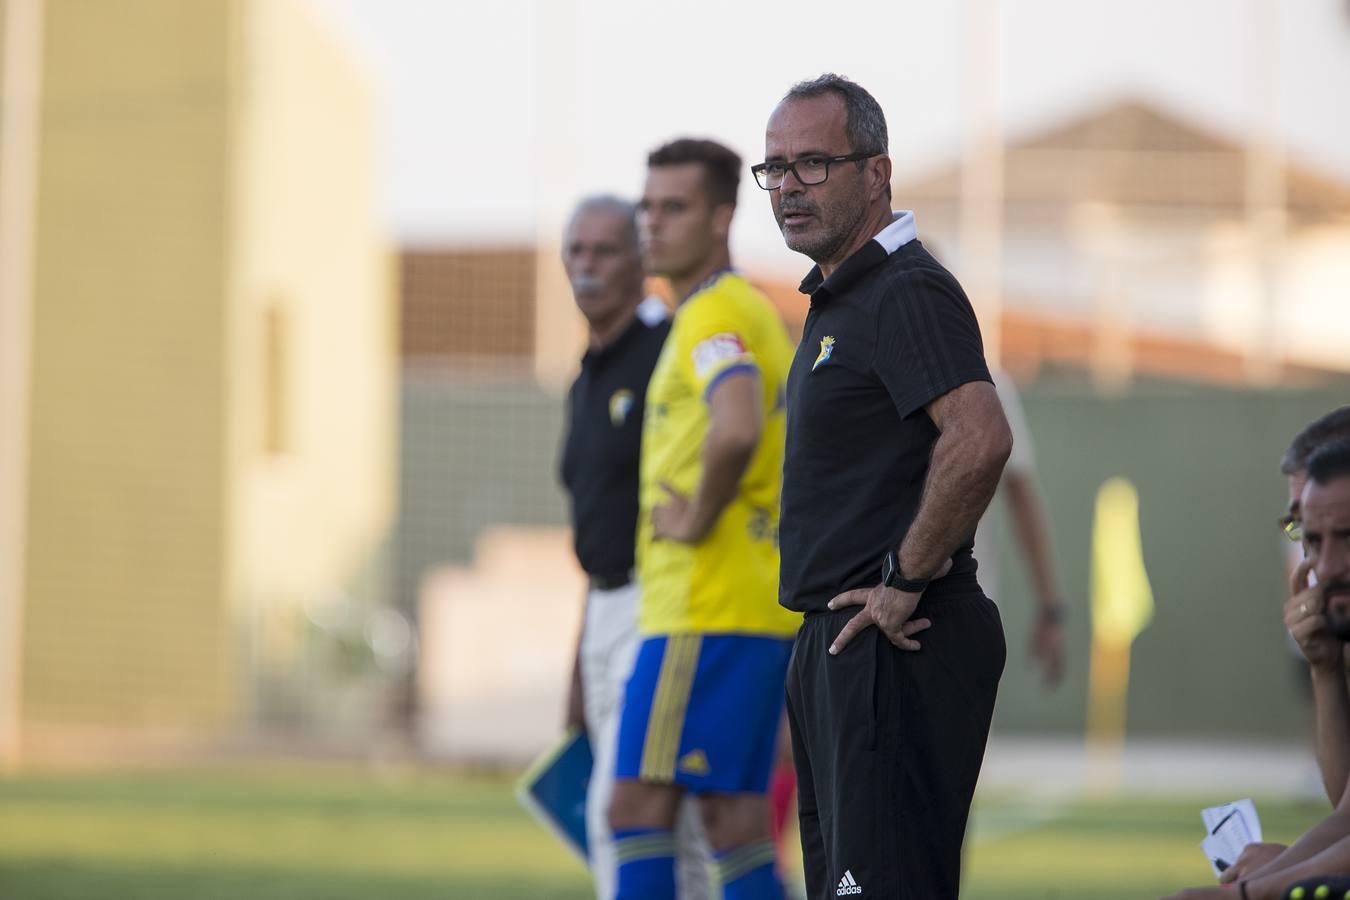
{"left": 560, "top": 313, "right": 670, "bottom": 577}
{"left": 778, "top": 229, "right": 992, "bottom": 614}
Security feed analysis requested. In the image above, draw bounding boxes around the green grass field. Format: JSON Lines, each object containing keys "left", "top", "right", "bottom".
{"left": 0, "top": 766, "right": 1326, "bottom": 899}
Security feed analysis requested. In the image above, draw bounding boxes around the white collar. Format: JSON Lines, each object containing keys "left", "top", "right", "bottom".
{"left": 636, "top": 294, "right": 669, "bottom": 326}
{"left": 871, "top": 210, "right": 917, "bottom": 255}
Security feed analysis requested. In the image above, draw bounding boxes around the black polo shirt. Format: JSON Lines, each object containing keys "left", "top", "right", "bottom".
{"left": 560, "top": 310, "right": 670, "bottom": 578}
{"left": 779, "top": 213, "right": 992, "bottom": 614}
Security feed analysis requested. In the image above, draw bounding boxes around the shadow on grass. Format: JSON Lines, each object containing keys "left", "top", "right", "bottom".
{"left": 0, "top": 858, "right": 594, "bottom": 900}
{"left": 0, "top": 771, "right": 525, "bottom": 822}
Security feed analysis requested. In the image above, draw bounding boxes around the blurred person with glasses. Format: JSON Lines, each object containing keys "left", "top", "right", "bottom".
{"left": 1202, "top": 406, "right": 1350, "bottom": 889}
{"left": 606, "top": 138, "right": 800, "bottom": 900}
{"left": 1279, "top": 407, "right": 1350, "bottom": 550}
{"left": 762, "top": 74, "right": 1010, "bottom": 900}
{"left": 558, "top": 195, "right": 712, "bottom": 900}
{"left": 1166, "top": 439, "right": 1350, "bottom": 900}
{"left": 1281, "top": 407, "right": 1350, "bottom": 807}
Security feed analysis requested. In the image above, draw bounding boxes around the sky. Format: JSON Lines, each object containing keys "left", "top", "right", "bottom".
{"left": 309, "top": 0, "right": 1350, "bottom": 276}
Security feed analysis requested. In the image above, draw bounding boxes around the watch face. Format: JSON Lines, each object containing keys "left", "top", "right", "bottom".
{"left": 882, "top": 552, "right": 896, "bottom": 584}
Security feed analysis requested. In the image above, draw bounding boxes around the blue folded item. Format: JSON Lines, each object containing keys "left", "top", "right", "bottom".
{"left": 515, "top": 728, "right": 594, "bottom": 862}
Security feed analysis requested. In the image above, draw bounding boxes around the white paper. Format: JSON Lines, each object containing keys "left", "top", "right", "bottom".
{"left": 1202, "top": 799, "right": 1262, "bottom": 842}
{"left": 1199, "top": 799, "right": 1263, "bottom": 876}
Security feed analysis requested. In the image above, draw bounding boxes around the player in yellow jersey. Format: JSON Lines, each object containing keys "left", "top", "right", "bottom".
{"left": 607, "top": 138, "right": 799, "bottom": 900}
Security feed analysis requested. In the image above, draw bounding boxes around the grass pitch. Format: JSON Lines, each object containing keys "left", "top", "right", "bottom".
{"left": 0, "top": 765, "right": 1324, "bottom": 899}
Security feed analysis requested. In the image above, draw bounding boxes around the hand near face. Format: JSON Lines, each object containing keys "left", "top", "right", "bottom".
{"left": 1286, "top": 559, "right": 1340, "bottom": 671}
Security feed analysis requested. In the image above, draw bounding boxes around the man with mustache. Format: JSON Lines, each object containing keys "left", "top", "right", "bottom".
{"left": 1282, "top": 407, "right": 1350, "bottom": 807}
{"left": 1198, "top": 407, "right": 1350, "bottom": 887}
{"left": 607, "top": 138, "right": 800, "bottom": 900}
{"left": 558, "top": 195, "right": 711, "bottom": 900}
{"left": 1165, "top": 438, "right": 1350, "bottom": 900}
{"left": 760, "top": 74, "right": 1011, "bottom": 899}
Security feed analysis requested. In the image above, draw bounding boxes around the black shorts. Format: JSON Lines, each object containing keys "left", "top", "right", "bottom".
{"left": 785, "top": 592, "right": 1005, "bottom": 900}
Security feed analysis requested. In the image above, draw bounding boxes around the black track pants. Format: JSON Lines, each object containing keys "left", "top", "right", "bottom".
{"left": 785, "top": 593, "right": 1005, "bottom": 900}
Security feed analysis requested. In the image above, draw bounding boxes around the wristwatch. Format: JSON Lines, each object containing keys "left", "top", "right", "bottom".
{"left": 881, "top": 550, "right": 930, "bottom": 594}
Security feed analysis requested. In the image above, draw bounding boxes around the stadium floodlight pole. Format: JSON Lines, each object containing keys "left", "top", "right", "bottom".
{"left": 959, "top": 0, "right": 1005, "bottom": 369}
{"left": 0, "top": 0, "right": 45, "bottom": 772}
{"left": 1244, "top": 0, "right": 1284, "bottom": 385}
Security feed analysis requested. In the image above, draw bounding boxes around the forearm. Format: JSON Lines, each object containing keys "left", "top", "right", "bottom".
{"left": 568, "top": 646, "right": 584, "bottom": 721}
{"left": 899, "top": 422, "right": 1010, "bottom": 579}
{"left": 1249, "top": 810, "right": 1350, "bottom": 884}
{"left": 1006, "top": 475, "right": 1064, "bottom": 609}
{"left": 1247, "top": 823, "right": 1350, "bottom": 899}
{"left": 565, "top": 593, "right": 587, "bottom": 730}
{"left": 1312, "top": 665, "right": 1350, "bottom": 805}
{"left": 686, "top": 424, "right": 756, "bottom": 540}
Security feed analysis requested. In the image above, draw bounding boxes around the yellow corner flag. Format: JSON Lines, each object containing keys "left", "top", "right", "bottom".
{"left": 1086, "top": 477, "right": 1154, "bottom": 791}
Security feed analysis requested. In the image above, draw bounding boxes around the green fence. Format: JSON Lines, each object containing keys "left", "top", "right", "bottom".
{"left": 990, "top": 378, "right": 1350, "bottom": 739}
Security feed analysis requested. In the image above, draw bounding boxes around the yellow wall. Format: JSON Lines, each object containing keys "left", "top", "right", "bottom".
{"left": 226, "top": 0, "right": 395, "bottom": 663}
{"left": 20, "top": 0, "right": 394, "bottom": 744}
{"left": 24, "top": 0, "right": 235, "bottom": 730}
{"left": 0, "top": 0, "right": 45, "bottom": 767}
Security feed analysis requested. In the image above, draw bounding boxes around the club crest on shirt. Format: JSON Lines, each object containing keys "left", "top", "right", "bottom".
{"left": 813, "top": 336, "right": 836, "bottom": 371}
{"left": 609, "top": 389, "right": 635, "bottom": 427}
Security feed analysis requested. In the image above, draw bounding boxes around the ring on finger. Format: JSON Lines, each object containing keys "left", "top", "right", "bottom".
{"left": 1302, "top": 602, "right": 1309, "bottom": 615}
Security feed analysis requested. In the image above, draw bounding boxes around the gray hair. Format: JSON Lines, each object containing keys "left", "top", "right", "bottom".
{"left": 783, "top": 73, "right": 889, "bottom": 157}
{"left": 566, "top": 194, "right": 639, "bottom": 250}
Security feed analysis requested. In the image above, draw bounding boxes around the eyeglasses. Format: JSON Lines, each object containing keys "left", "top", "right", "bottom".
{"left": 751, "top": 152, "right": 877, "bottom": 191}
{"left": 1278, "top": 515, "right": 1304, "bottom": 543}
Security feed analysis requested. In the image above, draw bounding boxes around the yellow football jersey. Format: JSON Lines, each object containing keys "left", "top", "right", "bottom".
{"left": 636, "top": 272, "right": 800, "bottom": 637}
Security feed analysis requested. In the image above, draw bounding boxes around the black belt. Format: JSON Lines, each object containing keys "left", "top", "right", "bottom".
{"left": 589, "top": 570, "right": 633, "bottom": 591}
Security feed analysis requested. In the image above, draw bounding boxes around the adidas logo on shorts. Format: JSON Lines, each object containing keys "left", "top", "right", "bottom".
{"left": 836, "top": 869, "right": 862, "bottom": 896}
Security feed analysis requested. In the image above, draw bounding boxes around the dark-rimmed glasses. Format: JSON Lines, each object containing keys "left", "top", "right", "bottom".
{"left": 1279, "top": 514, "right": 1304, "bottom": 543}
{"left": 751, "top": 152, "right": 877, "bottom": 191}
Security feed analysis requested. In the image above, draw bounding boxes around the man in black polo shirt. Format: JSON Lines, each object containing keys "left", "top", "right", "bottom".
{"left": 756, "top": 75, "right": 1012, "bottom": 899}
{"left": 557, "top": 195, "right": 709, "bottom": 900}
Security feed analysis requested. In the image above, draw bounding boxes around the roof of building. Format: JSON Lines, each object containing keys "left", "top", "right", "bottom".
{"left": 896, "top": 98, "right": 1350, "bottom": 216}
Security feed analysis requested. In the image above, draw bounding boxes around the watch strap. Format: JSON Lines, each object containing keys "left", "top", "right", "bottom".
{"left": 882, "top": 550, "right": 930, "bottom": 594}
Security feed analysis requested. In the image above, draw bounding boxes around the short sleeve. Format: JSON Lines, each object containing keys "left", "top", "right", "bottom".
{"left": 678, "top": 306, "right": 759, "bottom": 402}
{"left": 872, "top": 270, "right": 992, "bottom": 419}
